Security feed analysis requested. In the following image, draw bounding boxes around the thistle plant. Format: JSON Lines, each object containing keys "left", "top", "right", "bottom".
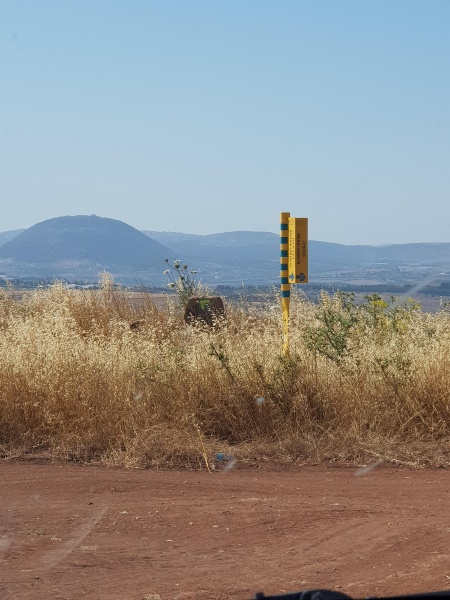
{"left": 163, "top": 258, "right": 200, "bottom": 308}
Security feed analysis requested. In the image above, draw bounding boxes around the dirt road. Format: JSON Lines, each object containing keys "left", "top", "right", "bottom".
{"left": 1, "top": 462, "right": 450, "bottom": 600}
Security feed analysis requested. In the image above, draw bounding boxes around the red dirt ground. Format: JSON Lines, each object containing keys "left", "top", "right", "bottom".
{"left": 1, "top": 461, "right": 450, "bottom": 600}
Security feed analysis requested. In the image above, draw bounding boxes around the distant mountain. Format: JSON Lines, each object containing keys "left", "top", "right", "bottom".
{"left": 144, "top": 231, "right": 450, "bottom": 285}
{"left": 0, "top": 218, "right": 449, "bottom": 286}
{"left": 0, "top": 216, "right": 174, "bottom": 282}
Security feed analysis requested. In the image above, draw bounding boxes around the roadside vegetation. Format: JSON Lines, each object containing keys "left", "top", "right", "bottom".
{"left": 1, "top": 274, "right": 450, "bottom": 469}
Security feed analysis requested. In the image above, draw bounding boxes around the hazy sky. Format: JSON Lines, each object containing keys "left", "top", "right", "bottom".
{"left": 1, "top": 1, "right": 449, "bottom": 245}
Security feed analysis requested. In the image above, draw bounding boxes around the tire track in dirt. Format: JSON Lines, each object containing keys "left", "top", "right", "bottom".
{"left": 1, "top": 463, "right": 450, "bottom": 600}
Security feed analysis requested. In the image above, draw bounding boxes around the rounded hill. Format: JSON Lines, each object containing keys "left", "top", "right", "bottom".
{"left": 0, "top": 215, "right": 173, "bottom": 271}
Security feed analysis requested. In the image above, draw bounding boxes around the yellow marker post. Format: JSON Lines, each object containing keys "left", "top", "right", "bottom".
{"left": 281, "top": 214, "right": 309, "bottom": 356}
{"left": 280, "top": 212, "right": 290, "bottom": 356}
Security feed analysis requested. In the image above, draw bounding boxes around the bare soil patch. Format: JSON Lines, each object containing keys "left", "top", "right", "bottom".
{"left": 1, "top": 462, "right": 450, "bottom": 600}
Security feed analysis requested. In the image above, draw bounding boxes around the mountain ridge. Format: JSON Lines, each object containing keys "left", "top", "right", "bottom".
{"left": 0, "top": 217, "right": 449, "bottom": 285}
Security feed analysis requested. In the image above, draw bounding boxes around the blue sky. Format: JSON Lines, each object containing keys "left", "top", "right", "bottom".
{"left": 1, "top": 1, "right": 449, "bottom": 244}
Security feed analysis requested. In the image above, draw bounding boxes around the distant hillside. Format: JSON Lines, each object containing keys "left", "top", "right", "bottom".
{"left": 146, "top": 232, "right": 367, "bottom": 271}
{"left": 0, "top": 216, "right": 174, "bottom": 282}
{"left": 144, "top": 231, "right": 450, "bottom": 285}
{"left": 0, "top": 229, "right": 25, "bottom": 246}
{"left": 144, "top": 230, "right": 281, "bottom": 283}
{"left": 145, "top": 230, "right": 279, "bottom": 264}
{"left": 146, "top": 231, "right": 450, "bottom": 269}
{"left": 0, "top": 219, "right": 449, "bottom": 286}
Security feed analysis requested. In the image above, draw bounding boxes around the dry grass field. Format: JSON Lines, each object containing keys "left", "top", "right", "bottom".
{"left": 1, "top": 277, "right": 450, "bottom": 469}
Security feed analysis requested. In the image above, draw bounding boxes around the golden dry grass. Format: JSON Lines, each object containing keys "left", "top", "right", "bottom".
{"left": 1, "top": 280, "right": 450, "bottom": 469}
